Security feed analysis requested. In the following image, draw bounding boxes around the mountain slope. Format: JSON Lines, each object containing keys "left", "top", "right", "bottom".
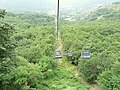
{"left": 82, "top": 2, "right": 120, "bottom": 21}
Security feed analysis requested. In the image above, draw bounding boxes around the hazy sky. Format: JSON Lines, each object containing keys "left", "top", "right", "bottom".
{"left": 0, "top": 0, "right": 120, "bottom": 11}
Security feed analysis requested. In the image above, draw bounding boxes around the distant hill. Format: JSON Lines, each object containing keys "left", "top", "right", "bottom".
{"left": 82, "top": 2, "right": 120, "bottom": 21}
{"left": 0, "top": 0, "right": 119, "bottom": 12}
{"left": 112, "top": 2, "right": 120, "bottom": 4}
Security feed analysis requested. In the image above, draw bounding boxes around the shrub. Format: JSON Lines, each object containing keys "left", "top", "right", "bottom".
{"left": 78, "top": 52, "right": 116, "bottom": 84}
{"left": 98, "top": 62, "right": 120, "bottom": 90}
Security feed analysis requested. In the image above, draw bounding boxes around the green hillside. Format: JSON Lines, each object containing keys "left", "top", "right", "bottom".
{"left": 0, "top": 1, "right": 120, "bottom": 90}
{"left": 60, "top": 3, "right": 120, "bottom": 90}
{"left": 83, "top": 2, "right": 120, "bottom": 21}
{"left": 0, "top": 9, "right": 90, "bottom": 90}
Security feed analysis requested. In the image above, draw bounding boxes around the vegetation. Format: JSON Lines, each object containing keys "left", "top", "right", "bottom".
{"left": 60, "top": 3, "right": 120, "bottom": 90}
{"left": 0, "top": 9, "right": 17, "bottom": 90}
{"left": 98, "top": 62, "right": 120, "bottom": 90}
{"left": 0, "top": 9, "right": 54, "bottom": 90}
{"left": 83, "top": 2, "right": 120, "bottom": 21}
{"left": 0, "top": 9, "right": 6, "bottom": 18}
{"left": 5, "top": 12, "right": 54, "bottom": 29}
{"left": 0, "top": 10, "right": 89, "bottom": 90}
{"left": 0, "top": 2, "right": 120, "bottom": 90}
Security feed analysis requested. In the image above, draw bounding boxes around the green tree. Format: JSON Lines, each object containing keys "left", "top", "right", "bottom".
{"left": 98, "top": 62, "right": 120, "bottom": 90}
{"left": 0, "top": 9, "right": 6, "bottom": 18}
{"left": 0, "top": 10, "right": 16, "bottom": 90}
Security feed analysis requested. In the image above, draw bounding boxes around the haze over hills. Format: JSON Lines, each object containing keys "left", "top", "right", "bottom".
{"left": 0, "top": 0, "right": 120, "bottom": 90}
{"left": 82, "top": 2, "right": 120, "bottom": 21}
{"left": 59, "top": 1, "right": 120, "bottom": 22}
{"left": 0, "top": 0, "right": 120, "bottom": 12}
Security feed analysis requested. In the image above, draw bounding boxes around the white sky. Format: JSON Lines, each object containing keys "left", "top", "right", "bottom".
{"left": 0, "top": 0, "right": 119, "bottom": 11}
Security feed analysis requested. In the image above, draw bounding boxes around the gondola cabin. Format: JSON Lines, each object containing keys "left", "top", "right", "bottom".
{"left": 81, "top": 52, "right": 91, "bottom": 58}
{"left": 68, "top": 53, "right": 72, "bottom": 57}
{"left": 68, "top": 53, "right": 73, "bottom": 60}
{"left": 53, "top": 51, "right": 62, "bottom": 59}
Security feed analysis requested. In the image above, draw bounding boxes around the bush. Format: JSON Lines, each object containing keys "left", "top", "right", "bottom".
{"left": 98, "top": 62, "right": 120, "bottom": 90}
{"left": 78, "top": 52, "right": 116, "bottom": 84}
{"left": 8, "top": 56, "right": 57, "bottom": 90}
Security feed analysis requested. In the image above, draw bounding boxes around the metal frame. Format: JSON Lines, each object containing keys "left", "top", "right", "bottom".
{"left": 56, "top": 0, "right": 59, "bottom": 42}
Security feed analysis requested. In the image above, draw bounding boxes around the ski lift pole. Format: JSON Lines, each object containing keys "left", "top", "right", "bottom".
{"left": 56, "top": 0, "right": 59, "bottom": 43}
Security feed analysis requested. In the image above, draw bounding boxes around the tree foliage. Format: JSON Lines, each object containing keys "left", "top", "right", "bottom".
{"left": 0, "top": 10, "right": 17, "bottom": 90}
{"left": 60, "top": 20, "right": 120, "bottom": 85}
{"left": 0, "top": 9, "right": 6, "bottom": 18}
{"left": 98, "top": 62, "right": 120, "bottom": 90}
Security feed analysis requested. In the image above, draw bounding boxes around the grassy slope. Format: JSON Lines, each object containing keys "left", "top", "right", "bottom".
{"left": 46, "top": 57, "right": 90, "bottom": 90}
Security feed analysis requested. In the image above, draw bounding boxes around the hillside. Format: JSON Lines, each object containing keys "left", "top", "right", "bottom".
{"left": 0, "top": 9, "right": 91, "bottom": 90}
{"left": 0, "top": 1, "right": 120, "bottom": 90}
{"left": 81, "top": 2, "right": 120, "bottom": 21}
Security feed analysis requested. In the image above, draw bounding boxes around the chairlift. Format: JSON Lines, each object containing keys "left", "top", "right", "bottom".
{"left": 68, "top": 53, "right": 72, "bottom": 57}
{"left": 84, "top": 46, "right": 91, "bottom": 50}
{"left": 63, "top": 51, "right": 72, "bottom": 57}
{"left": 81, "top": 46, "right": 91, "bottom": 59}
{"left": 53, "top": 47, "right": 62, "bottom": 59}
{"left": 81, "top": 52, "right": 91, "bottom": 58}
{"left": 53, "top": 51, "right": 62, "bottom": 59}
{"left": 53, "top": 55, "right": 62, "bottom": 59}
{"left": 53, "top": 0, "right": 61, "bottom": 59}
{"left": 63, "top": 51, "right": 73, "bottom": 60}
{"left": 54, "top": 47, "right": 62, "bottom": 59}
{"left": 68, "top": 53, "right": 73, "bottom": 60}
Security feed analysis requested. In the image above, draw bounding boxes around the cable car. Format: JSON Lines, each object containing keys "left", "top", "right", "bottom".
{"left": 63, "top": 51, "right": 73, "bottom": 60}
{"left": 53, "top": 52, "right": 62, "bottom": 59}
{"left": 68, "top": 53, "right": 72, "bottom": 57}
{"left": 53, "top": 46, "right": 62, "bottom": 59}
{"left": 81, "top": 45, "right": 91, "bottom": 59}
{"left": 68, "top": 53, "right": 73, "bottom": 60}
{"left": 53, "top": 55, "right": 62, "bottom": 59}
{"left": 81, "top": 52, "right": 91, "bottom": 58}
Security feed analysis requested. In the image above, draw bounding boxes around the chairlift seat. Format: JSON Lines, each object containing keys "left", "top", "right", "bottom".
{"left": 68, "top": 53, "right": 72, "bottom": 57}
{"left": 53, "top": 55, "right": 62, "bottom": 59}
{"left": 53, "top": 51, "right": 62, "bottom": 59}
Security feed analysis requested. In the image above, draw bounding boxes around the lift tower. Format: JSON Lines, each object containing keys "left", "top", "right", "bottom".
{"left": 54, "top": 0, "right": 62, "bottom": 59}
{"left": 56, "top": 0, "right": 59, "bottom": 42}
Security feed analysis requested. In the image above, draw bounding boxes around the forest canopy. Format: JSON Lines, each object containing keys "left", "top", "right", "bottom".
{"left": 0, "top": 1, "right": 120, "bottom": 90}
